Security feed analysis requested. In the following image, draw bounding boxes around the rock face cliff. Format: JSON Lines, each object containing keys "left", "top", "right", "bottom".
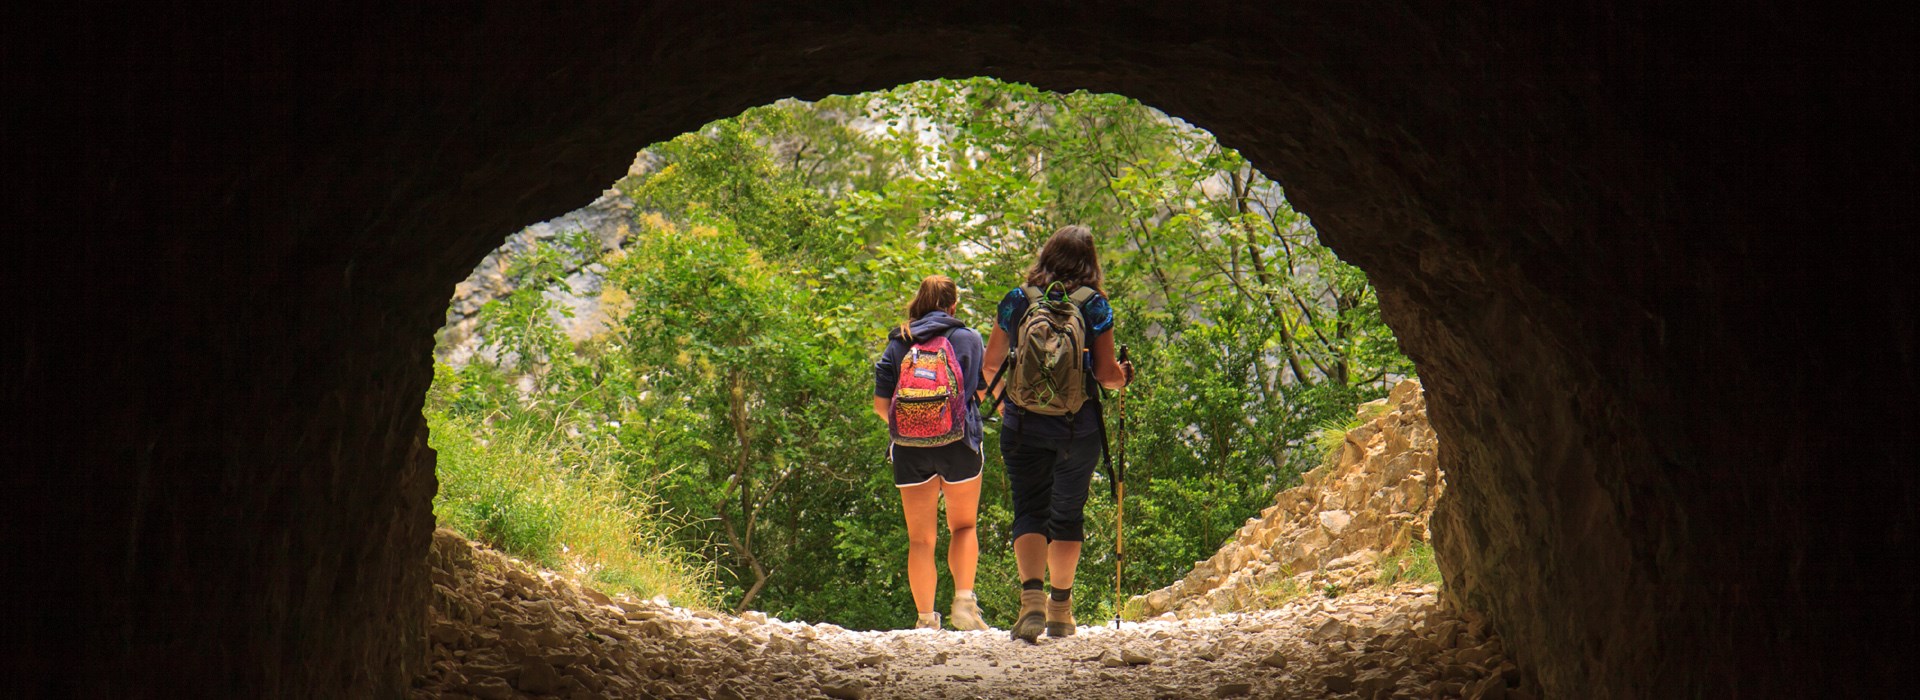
{"left": 437, "top": 154, "right": 660, "bottom": 367}
{"left": 1131, "top": 380, "right": 1441, "bottom": 619}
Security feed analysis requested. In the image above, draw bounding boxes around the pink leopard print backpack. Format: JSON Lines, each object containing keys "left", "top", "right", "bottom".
{"left": 889, "top": 334, "right": 967, "bottom": 447}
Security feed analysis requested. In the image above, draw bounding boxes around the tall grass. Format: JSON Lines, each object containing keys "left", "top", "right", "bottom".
{"left": 1312, "top": 399, "right": 1392, "bottom": 470}
{"left": 1376, "top": 540, "right": 1443, "bottom": 587}
{"left": 428, "top": 410, "right": 715, "bottom": 607}
{"left": 1311, "top": 416, "right": 1361, "bottom": 470}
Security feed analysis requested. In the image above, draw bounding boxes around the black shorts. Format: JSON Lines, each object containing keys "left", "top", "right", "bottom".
{"left": 1001, "top": 430, "right": 1102, "bottom": 542}
{"left": 889, "top": 440, "right": 983, "bottom": 487}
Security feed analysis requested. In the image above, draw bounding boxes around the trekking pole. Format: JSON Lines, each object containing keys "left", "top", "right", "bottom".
{"left": 1112, "top": 344, "right": 1130, "bottom": 629}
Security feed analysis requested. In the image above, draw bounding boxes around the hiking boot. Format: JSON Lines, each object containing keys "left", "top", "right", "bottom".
{"left": 915, "top": 611, "right": 942, "bottom": 630}
{"left": 1010, "top": 587, "right": 1047, "bottom": 643}
{"left": 1045, "top": 595, "right": 1076, "bottom": 637}
{"left": 951, "top": 591, "right": 989, "bottom": 631}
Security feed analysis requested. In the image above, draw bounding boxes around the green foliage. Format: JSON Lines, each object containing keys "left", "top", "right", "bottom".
{"left": 475, "top": 228, "right": 596, "bottom": 373}
{"left": 430, "top": 78, "right": 1416, "bottom": 630}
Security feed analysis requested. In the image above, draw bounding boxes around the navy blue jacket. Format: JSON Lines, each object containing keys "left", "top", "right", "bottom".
{"left": 873, "top": 311, "right": 985, "bottom": 453}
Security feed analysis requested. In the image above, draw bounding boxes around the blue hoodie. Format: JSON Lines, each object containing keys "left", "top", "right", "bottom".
{"left": 873, "top": 311, "right": 985, "bottom": 453}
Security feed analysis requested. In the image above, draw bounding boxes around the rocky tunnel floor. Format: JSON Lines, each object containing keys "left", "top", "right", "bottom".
{"left": 415, "top": 530, "right": 1532, "bottom": 699}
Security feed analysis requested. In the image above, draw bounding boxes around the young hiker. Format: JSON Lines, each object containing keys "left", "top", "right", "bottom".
{"left": 872, "top": 274, "right": 990, "bottom": 631}
{"left": 983, "top": 225, "right": 1135, "bottom": 643}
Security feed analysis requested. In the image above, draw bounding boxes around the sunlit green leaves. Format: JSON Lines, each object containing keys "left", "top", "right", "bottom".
{"left": 433, "top": 77, "right": 1415, "bottom": 629}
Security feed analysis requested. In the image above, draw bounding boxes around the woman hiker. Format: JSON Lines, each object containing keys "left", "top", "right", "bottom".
{"left": 983, "top": 225, "right": 1135, "bottom": 643}
{"left": 872, "top": 274, "right": 990, "bottom": 631}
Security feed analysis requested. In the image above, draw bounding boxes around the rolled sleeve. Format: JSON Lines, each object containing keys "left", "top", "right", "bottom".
{"left": 1086, "top": 294, "right": 1114, "bottom": 336}
{"left": 996, "top": 288, "right": 1026, "bottom": 332}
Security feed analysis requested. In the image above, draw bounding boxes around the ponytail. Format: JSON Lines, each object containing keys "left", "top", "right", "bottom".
{"left": 900, "top": 275, "right": 959, "bottom": 340}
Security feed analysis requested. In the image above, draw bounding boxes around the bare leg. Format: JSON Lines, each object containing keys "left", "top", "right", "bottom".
{"left": 1047, "top": 540, "right": 1083, "bottom": 590}
{"left": 941, "top": 476, "right": 982, "bottom": 592}
{"left": 1014, "top": 532, "right": 1049, "bottom": 583}
{"left": 899, "top": 479, "right": 944, "bottom": 614}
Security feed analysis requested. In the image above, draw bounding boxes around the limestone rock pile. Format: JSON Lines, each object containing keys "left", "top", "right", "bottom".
{"left": 1130, "top": 379, "right": 1442, "bottom": 619}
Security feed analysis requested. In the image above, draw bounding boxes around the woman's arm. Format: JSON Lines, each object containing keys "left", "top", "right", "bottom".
{"left": 873, "top": 396, "right": 890, "bottom": 423}
{"left": 980, "top": 327, "right": 1009, "bottom": 401}
{"left": 1091, "top": 331, "right": 1134, "bottom": 390}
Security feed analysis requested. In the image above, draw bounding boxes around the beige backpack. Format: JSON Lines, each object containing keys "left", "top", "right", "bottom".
{"left": 1004, "top": 285, "right": 1097, "bottom": 416}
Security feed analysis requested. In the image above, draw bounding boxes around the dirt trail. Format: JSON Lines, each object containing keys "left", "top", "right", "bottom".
{"left": 415, "top": 530, "right": 1528, "bottom": 699}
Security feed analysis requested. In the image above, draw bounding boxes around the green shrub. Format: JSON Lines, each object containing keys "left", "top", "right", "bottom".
{"left": 468, "top": 491, "right": 563, "bottom": 564}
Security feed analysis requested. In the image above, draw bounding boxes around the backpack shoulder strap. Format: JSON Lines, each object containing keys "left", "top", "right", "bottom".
{"left": 985, "top": 288, "right": 1036, "bottom": 413}
{"left": 1066, "top": 287, "right": 1097, "bottom": 306}
{"left": 1019, "top": 285, "right": 1044, "bottom": 309}
{"left": 1013, "top": 285, "right": 1045, "bottom": 336}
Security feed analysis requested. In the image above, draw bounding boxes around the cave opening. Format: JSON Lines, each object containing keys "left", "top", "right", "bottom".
{"left": 9, "top": 4, "right": 1909, "bottom": 698}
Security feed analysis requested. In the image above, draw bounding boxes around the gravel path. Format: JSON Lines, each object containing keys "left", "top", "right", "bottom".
{"left": 774, "top": 586, "right": 1493, "bottom": 699}
{"left": 415, "top": 531, "right": 1533, "bottom": 699}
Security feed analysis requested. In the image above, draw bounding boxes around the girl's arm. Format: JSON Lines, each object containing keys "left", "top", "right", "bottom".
{"left": 874, "top": 337, "right": 901, "bottom": 422}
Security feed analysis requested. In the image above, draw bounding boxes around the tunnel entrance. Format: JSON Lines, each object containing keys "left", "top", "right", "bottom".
{"left": 12, "top": 4, "right": 1909, "bottom": 698}
{"left": 427, "top": 78, "right": 1419, "bottom": 633}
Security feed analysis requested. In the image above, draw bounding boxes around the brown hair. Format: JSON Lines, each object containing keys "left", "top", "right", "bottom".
{"left": 900, "top": 274, "right": 959, "bottom": 340}
{"left": 1024, "top": 224, "right": 1104, "bottom": 294}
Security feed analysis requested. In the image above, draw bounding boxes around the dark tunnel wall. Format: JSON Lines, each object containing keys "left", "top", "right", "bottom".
{"left": 4, "top": 2, "right": 1913, "bottom": 696}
